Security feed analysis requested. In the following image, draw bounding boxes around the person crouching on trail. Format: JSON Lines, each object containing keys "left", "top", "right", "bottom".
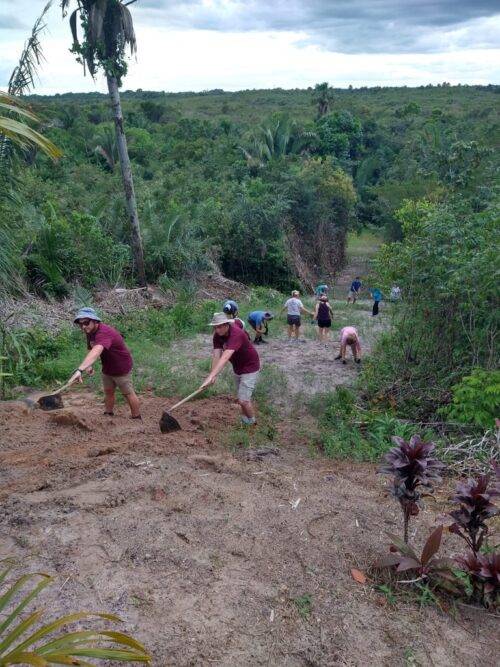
{"left": 247, "top": 310, "right": 273, "bottom": 344}
{"left": 201, "top": 312, "right": 260, "bottom": 426}
{"left": 222, "top": 299, "right": 246, "bottom": 330}
{"left": 335, "top": 326, "right": 362, "bottom": 364}
{"left": 314, "top": 294, "right": 334, "bottom": 342}
{"left": 70, "top": 307, "right": 141, "bottom": 419}
{"left": 282, "top": 290, "right": 313, "bottom": 342}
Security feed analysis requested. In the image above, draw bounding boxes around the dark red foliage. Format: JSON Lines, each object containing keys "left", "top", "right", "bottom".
{"left": 449, "top": 473, "right": 499, "bottom": 554}
{"left": 379, "top": 435, "right": 445, "bottom": 541}
{"left": 456, "top": 551, "right": 500, "bottom": 605}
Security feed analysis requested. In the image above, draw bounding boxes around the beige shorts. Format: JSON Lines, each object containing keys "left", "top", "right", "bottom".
{"left": 234, "top": 371, "right": 259, "bottom": 402}
{"left": 102, "top": 372, "right": 134, "bottom": 395}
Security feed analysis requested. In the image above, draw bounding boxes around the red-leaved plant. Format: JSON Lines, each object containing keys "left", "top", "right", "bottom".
{"left": 455, "top": 552, "right": 500, "bottom": 607}
{"left": 449, "top": 473, "right": 499, "bottom": 554}
{"left": 379, "top": 435, "right": 445, "bottom": 542}
{"left": 378, "top": 525, "right": 452, "bottom": 581}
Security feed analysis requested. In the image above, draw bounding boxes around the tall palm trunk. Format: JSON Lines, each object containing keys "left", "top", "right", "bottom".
{"left": 106, "top": 74, "right": 146, "bottom": 287}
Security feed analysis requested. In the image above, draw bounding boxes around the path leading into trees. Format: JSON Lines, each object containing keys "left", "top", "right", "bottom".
{"left": 1, "top": 233, "right": 496, "bottom": 666}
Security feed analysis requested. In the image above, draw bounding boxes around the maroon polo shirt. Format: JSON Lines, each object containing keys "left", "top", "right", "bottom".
{"left": 213, "top": 323, "right": 260, "bottom": 376}
{"left": 87, "top": 323, "right": 133, "bottom": 376}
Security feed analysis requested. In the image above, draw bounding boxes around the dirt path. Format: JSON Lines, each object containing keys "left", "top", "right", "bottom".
{"left": 1, "top": 240, "right": 497, "bottom": 666}
{"left": 1, "top": 395, "right": 497, "bottom": 666}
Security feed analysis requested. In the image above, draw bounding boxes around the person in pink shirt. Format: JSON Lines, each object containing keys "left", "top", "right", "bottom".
{"left": 335, "top": 326, "right": 361, "bottom": 364}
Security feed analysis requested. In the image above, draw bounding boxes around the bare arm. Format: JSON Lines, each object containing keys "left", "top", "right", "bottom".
{"left": 70, "top": 344, "right": 104, "bottom": 385}
{"left": 211, "top": 348, "right": 222, "bottom": 372}
{"left": 201, "top": 349, "right": 235, "bottom": 387}
{"left": 313, "top": 303, "right": 319, "bottom": 319}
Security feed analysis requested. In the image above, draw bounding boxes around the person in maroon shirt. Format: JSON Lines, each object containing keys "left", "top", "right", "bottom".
{"left": 200, "top": 312, "right": 260, "bottom": 425}
{"left": 68, "top": 307, "right": 141, "bottom": 419}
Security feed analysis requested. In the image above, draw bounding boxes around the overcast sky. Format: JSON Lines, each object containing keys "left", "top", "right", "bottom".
{"left": 0, "top": 0, "right": 499, "bottom": 94}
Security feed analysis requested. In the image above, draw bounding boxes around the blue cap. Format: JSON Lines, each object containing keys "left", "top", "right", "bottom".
{"left": 74, "top": 307, "right": 101, "bottom": 324}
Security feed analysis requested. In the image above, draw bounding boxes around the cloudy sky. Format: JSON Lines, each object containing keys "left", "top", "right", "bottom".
{"left": 0, "top": 1, "right": 499, "bottom": 94}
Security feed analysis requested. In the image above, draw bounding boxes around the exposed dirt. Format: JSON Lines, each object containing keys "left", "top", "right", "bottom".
{"left": 0, "top": 393, "right": 497, "bottom": 666}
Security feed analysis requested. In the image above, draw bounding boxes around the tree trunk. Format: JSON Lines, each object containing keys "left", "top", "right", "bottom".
{"left": 106, "top": 74, "right": 146, "bottom": 287}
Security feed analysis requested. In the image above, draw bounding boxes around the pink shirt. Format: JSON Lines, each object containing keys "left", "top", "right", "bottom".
{"left": 341, "top": 326, "right": 359, "bottom": 346}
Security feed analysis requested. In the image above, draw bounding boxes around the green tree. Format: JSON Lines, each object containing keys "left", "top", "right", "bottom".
{"left": 312, "top": 82, "right": 334, "bottom": 118}
{"left": 62, "top": 0, "right": 147, "bottom": 286}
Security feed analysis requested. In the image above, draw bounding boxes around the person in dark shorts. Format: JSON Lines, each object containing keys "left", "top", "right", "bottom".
{"left": 247, "top": 310, "right": 273, "bottom": 344}
{"left": 69, "top": 307, "right": 141, "bottom": 419}
{"left": 314, "top": 294, "right": 334, "bottom": 342}
{"left": 282, "top": 290, "right": 313, "bottom": 342}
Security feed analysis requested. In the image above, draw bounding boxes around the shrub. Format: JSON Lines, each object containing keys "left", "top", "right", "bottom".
{"left": 444, "top": 369, "right": 500, "bottom": 429}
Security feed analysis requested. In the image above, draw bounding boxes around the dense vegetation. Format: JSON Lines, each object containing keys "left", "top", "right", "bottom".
{"left": 1, "top": 84, "right": 497, "bottom": 292}
{"left": 1, "top": 83, "right": 498, "bottom": 424}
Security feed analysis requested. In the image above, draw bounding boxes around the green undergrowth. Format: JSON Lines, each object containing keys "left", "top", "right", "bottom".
{"left": 308, "top": 386, "right": 441, "bottom": 462}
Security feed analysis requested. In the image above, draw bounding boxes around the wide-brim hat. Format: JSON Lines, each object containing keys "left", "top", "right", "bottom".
{"left": 74, "top": 307, "right": 101, "bottom": 324}
{"left": 208, "top": 312, "right": 233, "bottom": 326}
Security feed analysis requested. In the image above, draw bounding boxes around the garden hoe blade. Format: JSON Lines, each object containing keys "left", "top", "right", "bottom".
{"left": 37, "top": 376, "right": 76, "bottom": 411}
{"left": 159, "top": 386, "right": 206, "bottom": 433}
{"left": 159, "top": 411, "right": 181, "bottom": 433}
{"left": 38, "top": 393, "right": 64, "bottom": 411}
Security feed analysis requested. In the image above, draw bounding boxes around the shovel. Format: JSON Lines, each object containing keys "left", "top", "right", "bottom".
{"left": 37, "top": 374, "right": 80, "bottom": 411}
{"left": 159, "top": 386, "right": 206, "bottom": 433}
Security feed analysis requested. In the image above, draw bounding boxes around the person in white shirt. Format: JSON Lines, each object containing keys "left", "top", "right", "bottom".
{"left": 281, "top": 290, "right": 314, "bottom": 342}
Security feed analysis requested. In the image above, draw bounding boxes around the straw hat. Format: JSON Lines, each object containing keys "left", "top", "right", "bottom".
{"left": 208, "top": 312, "right": 233, "bottom": 326}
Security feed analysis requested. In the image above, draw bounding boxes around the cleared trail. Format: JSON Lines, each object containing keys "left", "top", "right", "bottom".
{"left": 1, "top": 235, "right": 496, "bottom": 666}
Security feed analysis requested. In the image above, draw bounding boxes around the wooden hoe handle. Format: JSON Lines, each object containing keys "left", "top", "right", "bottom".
{"left": 169, "top": 386, "right": 206, "bottom": 412}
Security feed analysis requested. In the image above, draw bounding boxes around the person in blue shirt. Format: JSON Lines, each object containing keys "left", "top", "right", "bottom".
{"left": 314, "top": 283, "right": 329, "bottom": 298}
{"left": 248, "top": 311, "right": 273, "bottom": 344}
{"left": 347, "top": 277, "right": 362, "bottom": 304}
{"left": 370, "top": 288, "right": 383, "bottom": 316}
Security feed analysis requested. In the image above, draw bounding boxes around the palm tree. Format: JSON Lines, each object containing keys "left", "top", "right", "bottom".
{"left": 62, "top": 0, "right": 147, "bottom": 286}
{"left": 0, "top": 93, "right": 61, "bottom": 159}
{"left": 312, "top": 82, "right": 334, "bottom": 118}
{"left": 240, "top": 115, "right": 317, "bottom": 167}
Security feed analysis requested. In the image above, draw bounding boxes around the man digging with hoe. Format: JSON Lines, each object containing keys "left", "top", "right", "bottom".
{"left": 201, "top": 312, "right": 261, "bottom": 425}
{"left": 67, "top": 307, "right": 141, "bottom": 419}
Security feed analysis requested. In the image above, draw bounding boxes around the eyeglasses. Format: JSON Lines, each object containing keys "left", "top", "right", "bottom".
{"left": 77, "top": 319, "right": 92, "bottom": 327}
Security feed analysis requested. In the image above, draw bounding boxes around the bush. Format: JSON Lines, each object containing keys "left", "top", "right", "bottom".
{"left": 444, "top": 369, "right": 500, "bottom": 429}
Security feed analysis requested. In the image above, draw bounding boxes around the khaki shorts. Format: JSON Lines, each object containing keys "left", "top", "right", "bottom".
{"left": 102, "top": 372, "right": 134, "bottom": 395}
{"left": 234, "top": 371, "right": 259, "bottom": 402}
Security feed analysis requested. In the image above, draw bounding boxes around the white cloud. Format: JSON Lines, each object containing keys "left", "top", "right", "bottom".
{"left": 0, "top": 2, "right": 498, "bottom": 94}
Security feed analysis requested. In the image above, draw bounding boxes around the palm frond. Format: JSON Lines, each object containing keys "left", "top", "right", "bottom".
{"left": 0, "top": 562, "right": 151, "bottom": 665}
{"left": 8, "top": 1, "right": 54, "bottom": 96}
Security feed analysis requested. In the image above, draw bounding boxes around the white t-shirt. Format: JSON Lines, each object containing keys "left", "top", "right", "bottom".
{"left": 285, "top": 298, "right": 303, "bottom": 316}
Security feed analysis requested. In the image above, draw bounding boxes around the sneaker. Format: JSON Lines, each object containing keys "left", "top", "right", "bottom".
{"left": 334, "top": 355, "right": 341, "bottom": 360}
{"left": 241, "top": 416, "right": 256, "bottom": 426}
{"left": 130, "top": 415, "right": 142, "bottom": 420}
{"left": 259, "top": 339, "right": 268, "bottom": 344}
{"left": 355, "top": 358, "right": 361, "bottom": 364}
{"left": 342, "top": 360, "right": 347, "bottom": 365}
{"left": 103, "top": 411, "right": 114, "bottom": 416}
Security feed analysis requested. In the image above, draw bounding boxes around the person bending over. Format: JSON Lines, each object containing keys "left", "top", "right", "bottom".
{"left": 335, "top": 326, "right": 362, "bottom": 364}
{"left": 223, "top": 299, "right": 246, "bottom": 330}
{"left": 247, "top": 310, "right": 273, "bottom": 344}
{"left": 201, "top": 312, "right": 260, "bottom": 425}
{"left": 347, "top": 277, "right": 362, "bottom": 304}
{"left": 70, "top": 307, "right": 141, "bottom": 419}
